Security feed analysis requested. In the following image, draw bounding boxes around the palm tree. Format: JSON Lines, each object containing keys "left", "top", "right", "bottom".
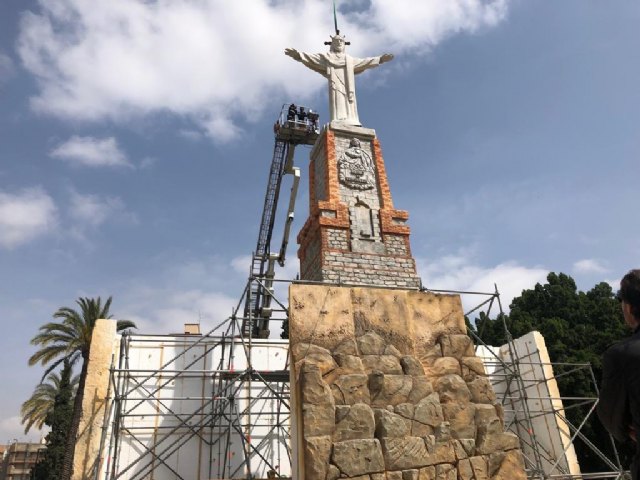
{"left": 21, "top": 360, "right": 78, "bottom": 434}
{"left": 29, "top": 296, "right": 136, "bottom": 480}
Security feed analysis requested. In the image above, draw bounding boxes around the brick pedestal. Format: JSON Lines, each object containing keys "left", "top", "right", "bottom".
{"left": 297, "top": 123, "right": 420, "bottom": 288}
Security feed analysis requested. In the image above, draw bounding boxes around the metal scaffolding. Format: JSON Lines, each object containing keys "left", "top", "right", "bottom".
{"left": 98, "top": 279, "right": 629, "bottom": 480}
{"left": 437, "top": 285, "right": 628, "bottom": 480}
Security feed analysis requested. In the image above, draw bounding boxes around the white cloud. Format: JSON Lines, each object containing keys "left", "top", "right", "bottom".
{"left": 68, "top": 190, "right": 134, "bottom": 227}
{"left": 17, "top": 0, "right": 510, "bottom": 141}
{"left": 418, "top": 252, "right": 548, "bottom": 314}
{"left": 0, "top": 188, "right": 58, "bottom": 249}
{"left": 573, "top": 258, "right": 608, "bottom": 275}
{"left": 50, "top": 135, "right": 130, "bottom": 167}
{"left": 118, "top": 253, "right": 299, "bottom": 336}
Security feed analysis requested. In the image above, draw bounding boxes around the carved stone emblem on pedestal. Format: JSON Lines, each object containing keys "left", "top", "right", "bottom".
{"left": 338, "top": 138, "right": 375, "bottom": 190}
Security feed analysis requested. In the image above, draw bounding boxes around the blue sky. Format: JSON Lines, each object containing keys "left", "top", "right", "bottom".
{"left": 1, "top": 0, "right": 639, "bottom": 442}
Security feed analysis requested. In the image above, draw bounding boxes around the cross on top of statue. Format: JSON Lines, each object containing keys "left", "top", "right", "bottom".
{"left": 285, "top": 32, "right": 394, "bottom": 127}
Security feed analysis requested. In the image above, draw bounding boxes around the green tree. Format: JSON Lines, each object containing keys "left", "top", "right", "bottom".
{"left": 29, "top": 297, "right": 136, "bottom": 480}
{"left": 474, "top": 273, "right": 629, "bottom": 472}
{"left": 21, "top": 363, "right": 78, "bottom": 434}
{"left": 30, "top": 360, "right": 75, "bottom": 480}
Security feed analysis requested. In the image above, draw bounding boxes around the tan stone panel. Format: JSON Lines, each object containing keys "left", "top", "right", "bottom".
{"left": 72, "top": 319, "right": 118, "bottom": 480}
{"left": 406, "top": 292, "right": 465, "bottom": 357}
{"left": 289, "top": 284, "right": 355, "bottom": 352}
{"left": 351, "top": 287, "right": 414, "bottom": 354}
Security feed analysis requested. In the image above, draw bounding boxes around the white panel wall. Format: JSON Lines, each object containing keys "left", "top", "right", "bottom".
{"left": 98, "top": 335, "right": 290, "bottom": 480}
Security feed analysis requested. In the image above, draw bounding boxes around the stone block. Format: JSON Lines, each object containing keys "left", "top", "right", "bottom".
{"left": 466, "top": 377, "right": 496, "bottom": 404}
{"left": 402, "top": 469, "right": 419, "bottom": 480}
{"left": 334, "top": 354, "right": 365, "bottom": 374}
{"left": 303, "top": 435, "right": 332, "bottom": 480}
{"left": 441, "top": 403, "right": 476, "bottom": 440}
{"left": 413, "top": 393, "right": 444, "bottom": 432}
{"left": 358, "top": 331, "right": 387, "bottom": 355}
{"left": 434, "top": 464, "right": 456, "bottom": 480}
{"left": 371, "top": 374, "right": 413, "bottom": 406}
{"left": 327, "top": 464, "right": 341, "bottom": 480}
{"left": 332, "top": 439, "right": 385, "bottom": 476}
{"left": 387, "top": 471, "right": 403, "bottom": 480}
{"left": 457, "top": 458, "right": 474, "bottom": 480}
{"left": 362, "top": 355, "right": 404, "bottom": 374}
{"left": 475, "top": 404, "right": 502, "bottom": 437}
{"left": 418, "top": 466, "right": 436, "bottom": 480}
{"left": 384, "top": 344, "right": 402, "bottom": 358}
{"left": 490, "top": 449, "right": 526, "bottom": 480}
{"left": 332, "top": 374, "right": 370, "bottom": 405}
{"left": 469, "top": 455, "right": 488, "bottom": 480}
{"left": 408, "top": 376, "right": 433, "bottom": 403}
{"left": 301, "top": 362, "right": 334, "bottom": 405}
{"left": 434, "top": 375, "right": 471, "bottom": 404}
{"left": 334, "top": 338, "right": 359, "bottom": 355}
{"left": 380, "top": 437, "right": 430, "bottom": 470}
{"left": 292, "top": 343, "right": 333, "bottom": 363}
{"left": 425, "top": 357, "right": 461, "bottom": 377}
{"left": 427, "top": 440, "right": 455, "bottom": 465}
{"left": 460, "top": 357, "right": 486, "bottom": 380}
{"left": 303, "top": 403, "right": 335, "bottom": 437}
{"left": 334, "top": 403, "right": 375, "bottom": 441}
{"left": 476, "top": 433, "right": 520, "bottom": 456}
{"left": 401, "top": 355, "right": 426, "bottom": 376}
{"left": 374, "top": 408, "right": 411, "bottom": 438}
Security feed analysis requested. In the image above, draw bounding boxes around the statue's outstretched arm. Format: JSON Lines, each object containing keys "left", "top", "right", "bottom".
{"left": 284, "top": 47, "right": 301, "bottom": 61}
{"left": 284, "top": 48, "right": 327, "bottom": 76}
{"left": 353, "top": 53, "right": 394, "bottom": 74}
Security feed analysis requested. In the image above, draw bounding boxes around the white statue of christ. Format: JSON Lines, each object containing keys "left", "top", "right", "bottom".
{"left": 285, "top": 34, "right": 393, "bottom": 126}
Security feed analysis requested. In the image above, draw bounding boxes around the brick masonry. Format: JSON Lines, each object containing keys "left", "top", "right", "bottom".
{"left": 297, "top": 124, "right": 420, "bottom": 288}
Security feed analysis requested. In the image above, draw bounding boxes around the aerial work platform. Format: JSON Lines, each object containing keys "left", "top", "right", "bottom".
{"left": 242, "top": 104, "right": 319, "bottom": 338}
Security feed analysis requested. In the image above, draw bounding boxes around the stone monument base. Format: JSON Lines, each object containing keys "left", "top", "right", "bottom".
{"left": 289, "top": 284, "right": 527, "bottom": 480}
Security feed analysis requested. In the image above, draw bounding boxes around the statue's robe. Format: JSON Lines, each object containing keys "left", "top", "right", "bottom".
{"left": 295, "top": 51, "right": 384, "bottom": 125}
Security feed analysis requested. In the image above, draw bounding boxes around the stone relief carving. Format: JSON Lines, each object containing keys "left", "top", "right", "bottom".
{"left": 338, "top": 138, "right": 375, "bottom": 190}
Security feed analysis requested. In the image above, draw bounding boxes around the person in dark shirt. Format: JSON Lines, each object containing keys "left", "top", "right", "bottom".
{"left": 298, "top": 106, "right": 307, "bottom": 122}
{"left": 598, "top": 269, "right": 640, "bottom": 479}
{"left": 287, "top": 103, "right": 297, "bottom": 121}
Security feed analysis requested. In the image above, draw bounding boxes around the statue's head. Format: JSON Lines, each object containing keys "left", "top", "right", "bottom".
{"left": 329, "top": 34, "right": 347, "bottom": 53}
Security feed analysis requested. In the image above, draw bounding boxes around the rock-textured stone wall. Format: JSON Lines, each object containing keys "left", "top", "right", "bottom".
{"left": 289, "top": 285, "right": 527, "bottom": 480}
